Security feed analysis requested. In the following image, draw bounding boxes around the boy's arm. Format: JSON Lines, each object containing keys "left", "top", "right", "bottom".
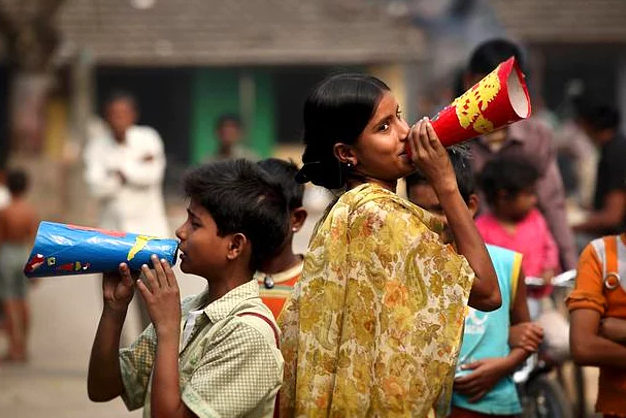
{"left": 456, "top": 266, "right": 541, "bottom": 402}
{"left": 599, "top": 318, "right": 626, "bottom": 344}
{"left": 509, "top": 267, "right": 544, "bottom": 353}
{"left": 120, "top": 129, "right": 166, "bottom": 188}
{"left": 571, "top": 309, "right": 626, "bottom": 368}
{"left": 88, "top": 265, "right": 135, "bottom": 402}
{"left": 567, "top": 241, "right": 626, "bottom": 367}
{"left": 135, "top": 258, "right": 195, "bottom": 418}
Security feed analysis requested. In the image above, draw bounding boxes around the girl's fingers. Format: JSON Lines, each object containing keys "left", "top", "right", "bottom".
{"left": 425, "top": 120, "right": 442, "bottom": 146}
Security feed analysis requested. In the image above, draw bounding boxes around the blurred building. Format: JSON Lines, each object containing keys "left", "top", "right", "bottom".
{"left": 0, "top": 0, "right": 425, "bottom": 221}
{"left": 490, "top": 0, "right": 626, "bottom": 126}
{"left": 34, "top": 0, "right": 424, "bottom": 165}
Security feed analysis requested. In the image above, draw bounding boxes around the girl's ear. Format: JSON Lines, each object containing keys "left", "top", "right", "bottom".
{"left": 333, "top": 143, "right": 357, "bottom": 166}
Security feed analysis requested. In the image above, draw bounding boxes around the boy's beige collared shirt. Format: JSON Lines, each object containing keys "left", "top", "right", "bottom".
{"left": 119, "top": 279, "right": 283, "bottom": 418}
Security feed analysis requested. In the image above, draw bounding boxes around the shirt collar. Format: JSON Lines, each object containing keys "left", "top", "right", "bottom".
{"left": 193, "top": 279, "right": 260, "bottom": 324}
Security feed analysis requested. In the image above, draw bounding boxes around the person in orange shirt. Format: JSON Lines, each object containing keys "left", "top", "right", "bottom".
{"left": 256, "top": 158, "right": 308, "bottom": 318}
{"left": 568, "top": 232, "right": 626, "bottom": 418}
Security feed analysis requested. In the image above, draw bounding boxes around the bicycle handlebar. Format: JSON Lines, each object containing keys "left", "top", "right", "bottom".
{"left": 525, "top": 269, "right": 576, "bottom": 287}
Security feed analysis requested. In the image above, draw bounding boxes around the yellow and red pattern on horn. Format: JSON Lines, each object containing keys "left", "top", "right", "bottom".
{"left": 412, "top": 56, "right": 531, "bottom": 151}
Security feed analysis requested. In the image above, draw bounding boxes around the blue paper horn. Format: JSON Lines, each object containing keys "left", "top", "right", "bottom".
{"left": 24, "top": 222, "right": 179, "bottom": 278}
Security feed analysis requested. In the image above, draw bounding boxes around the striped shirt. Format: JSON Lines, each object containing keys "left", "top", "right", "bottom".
{"left": 255, "top": 259, "right": 303, "bottom": 319}
{"left": 119, "top": 279, "right": 283, "bottom": 418}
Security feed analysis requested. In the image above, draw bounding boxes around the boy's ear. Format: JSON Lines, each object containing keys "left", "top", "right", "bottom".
{"left": 333, "top": 143, "right": 357, "bottom": 166}
{"left": 290, "top": 207, "right": 308, "bottom": 233}
{"left": 467, "top": 194, "right": 480, "bottom": 218}
{"left": 226, "top": 233, "right": 248, "bottom": 261}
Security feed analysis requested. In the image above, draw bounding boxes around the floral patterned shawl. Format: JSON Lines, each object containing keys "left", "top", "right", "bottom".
{"left": 278, "top": 183, "right": 474, "bottom": 418}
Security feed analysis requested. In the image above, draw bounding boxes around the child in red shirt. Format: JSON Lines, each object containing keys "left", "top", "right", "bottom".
{"left": 476, "top": 156, "right": 568, "bottom": 360}
{"left": 256, "top": 159, "right": 308, "bottom": 318}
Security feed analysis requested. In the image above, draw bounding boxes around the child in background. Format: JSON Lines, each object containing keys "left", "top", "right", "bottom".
{"left": 88, "top": 159, "right": 287, "bottom": 418}
{"left": 568, "top": 232, "right": 626, "bottom": 418}
{"left": 476, "top": 156, "right": 568, "bottom": 361}
{"left": 407, "top": 147, "right": 542, "bottom": 418}
{"left": 256, "top": 158, "right": 308, "bottom": 319}
{"left": 0, "top": 169, "right": 39, "bottom": 362}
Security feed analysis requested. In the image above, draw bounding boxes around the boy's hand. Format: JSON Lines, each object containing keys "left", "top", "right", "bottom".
{"left": 509, "top": 322, "right": 544, "bottom": 352}
{"left": 136, "top": 255, "right": 181, "bottom": 338}
{"left": 103, "top": 263, "right": 135, "bottom": 313}
{"left": 407, "top": 118, "right": 457, "bottom": 194}
{"left": 454, "top": 358, "right": 510, "bottom": 402}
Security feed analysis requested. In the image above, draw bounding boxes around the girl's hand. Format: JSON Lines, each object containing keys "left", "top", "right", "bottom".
{"left": 102, "top": 263, "right": 135, "bottom": 313}
{"left": 407, "top": 118, "right": 457, "bottom": 194}
{"left": 136, "top": 255, "right": 182, "bottom": 339}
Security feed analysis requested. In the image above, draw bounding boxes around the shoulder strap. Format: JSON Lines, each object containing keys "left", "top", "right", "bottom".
{"left": 237, "top": 312, "right": 280, "bottom": 347}
{"left": 237, "top": 311, "right": 280, "bottom": 418}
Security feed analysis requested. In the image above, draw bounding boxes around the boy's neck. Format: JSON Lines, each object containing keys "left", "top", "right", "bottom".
{"left": 260, "top": 241, "right": 302, "bottom": 275}
{"left": 206, "top": 270, "right": 254, "bottom": 304}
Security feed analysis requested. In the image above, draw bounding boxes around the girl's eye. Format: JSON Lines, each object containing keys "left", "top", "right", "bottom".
{"left": 396, "top": 110, "right": 403, "bottom": 119}
{"left": 379, "top": 122, "right": 390, "bottom": 132}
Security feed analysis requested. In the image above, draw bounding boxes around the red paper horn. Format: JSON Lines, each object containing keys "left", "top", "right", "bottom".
{"left": 409, "top": 56, "right": 531, "bottom": 155}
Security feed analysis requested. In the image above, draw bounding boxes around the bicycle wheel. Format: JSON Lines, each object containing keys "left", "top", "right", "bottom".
{"left": 524, "top": 376, "right": 573, "bottom": 418}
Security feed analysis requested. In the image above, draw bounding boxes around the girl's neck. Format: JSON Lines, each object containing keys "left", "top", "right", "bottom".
{"left": 347, "top": 175, "right": 397, "bottom": 193}
{"left": 260, "top": 241, "right": 302, "bottom": 275}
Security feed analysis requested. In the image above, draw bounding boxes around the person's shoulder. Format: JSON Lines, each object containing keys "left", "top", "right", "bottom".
{"left": 511, "top": 118, "right": 555, "bottom": 152}
{"left": 219, "top": 301, "right": 281, "bottom": 355}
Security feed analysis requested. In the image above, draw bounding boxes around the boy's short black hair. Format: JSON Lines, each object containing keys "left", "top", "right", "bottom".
{"left": 6, "top": 169, "right": 28, "bottom": 195}
{"left": 405, "top": 145, "right": 476, "bottom": 203}
{"left": 215, "top": 113, "right": 243, "bottom": 131}
{"left": 584, "top": 105, "right": 621, "bottom": 131}
{"left": 468, "top": 38, "right": 527, "bottom": 76}
{"left": 183, "top": 159, "right": 288, "bottom": 270}
{"left": 257, "top": 158, "right": 304, "bottom": 210}
{"left": 479, "top": 156, "right": 539, "bottom": 206}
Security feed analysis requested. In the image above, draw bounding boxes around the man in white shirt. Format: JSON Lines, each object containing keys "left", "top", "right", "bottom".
{"left": 84, "top": 91, "right": 170, "bottom": 335}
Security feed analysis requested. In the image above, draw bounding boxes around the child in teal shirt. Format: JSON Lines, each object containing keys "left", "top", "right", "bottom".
{"left": 407, "top": 147, "right": 543, "bottom": 417}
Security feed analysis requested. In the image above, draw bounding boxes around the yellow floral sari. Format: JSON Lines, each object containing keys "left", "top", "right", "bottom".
{"left": 278, "top": 183, "right": 474, "bottom": 418}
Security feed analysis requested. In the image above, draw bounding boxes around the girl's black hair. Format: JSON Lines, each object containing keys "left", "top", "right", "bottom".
{"left": 296, "top": 73, "right": 390, "bottom": 189}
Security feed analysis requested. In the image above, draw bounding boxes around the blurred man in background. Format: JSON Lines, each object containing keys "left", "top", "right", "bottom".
{"left": 204, "top": 114, "right": 258, "bottom": 162}
{"left": 574, "top": 105, "right": 626, "bottom": 248}
{"left": 466, "top": 39, "right": 577, "bottom": 271}
{"left": 83, "top": 91, "right": 170, "bottom": 334}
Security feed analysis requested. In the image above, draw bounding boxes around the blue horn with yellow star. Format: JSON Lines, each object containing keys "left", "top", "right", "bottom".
{"left": 23, "top": 221, "right": 178, "bottom": 278}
